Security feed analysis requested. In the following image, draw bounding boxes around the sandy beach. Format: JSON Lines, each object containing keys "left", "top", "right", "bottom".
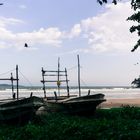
{"left": 99, "top": 98, "right": 140, "bottom": 108}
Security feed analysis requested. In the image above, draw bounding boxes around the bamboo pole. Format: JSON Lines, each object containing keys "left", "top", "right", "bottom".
{"left": 65, "top": 68, "right": 70, "bottom": 97}
{"left": 57, "top": 57, "right": 60, "bottom": 96}
{"left": 41, "top": 67, "right": 46, "bottom": 98}
{"left": 11, "top": 73, "right": 14, "bottom": 98}
{"left": 16, "top": 65, "right": 19, "bottom": 99}
{"left": 77, "top": 55, "right": 81, "bottom": 96}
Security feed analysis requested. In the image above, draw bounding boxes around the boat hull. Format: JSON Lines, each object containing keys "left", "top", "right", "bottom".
{"left": 44, "top": 94, "right": 106, "bottom": 115}
{"left": 0, "top": 96, "right": 44, "bottom": 124}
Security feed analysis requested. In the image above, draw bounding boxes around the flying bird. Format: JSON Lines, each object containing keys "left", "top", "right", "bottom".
{"left": 0, "top": 3, "right": 3, "bottom": 5}
{"left": 24, "top": 43, "right": 28, "bottom": 48}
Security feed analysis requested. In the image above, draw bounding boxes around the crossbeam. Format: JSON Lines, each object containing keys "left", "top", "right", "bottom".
{"left": 41, "top": 80, "right": 69, "bottom": 83}
{"left": 43, "top": 70, "right": 65, "bottom": 73}
{"left": 0, "top": 78, "right": 18, "bottom": 81}
{"left": 44, "top": 74, "right": 66, "bottom": 76}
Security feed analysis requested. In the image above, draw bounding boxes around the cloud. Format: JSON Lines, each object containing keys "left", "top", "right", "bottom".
{"left": 0, "top": 17, "right": 63, "bottom": 50}
{"left": 16, "top": 28, "right": 63, "bottom": 48}
{"left": 0, "top": 17, "right": 24, "bottom": 27}
{"left": 69, "top": 2, "right": 138, "bottom": 54}
{"left": 68, "top": 24, "right": 82, "bottom": 38}
{"left": 19, "top": 5, "right": 27, "bottom": 9}
{"left": 0, "top": 1, "right": 137, "bottom": 53}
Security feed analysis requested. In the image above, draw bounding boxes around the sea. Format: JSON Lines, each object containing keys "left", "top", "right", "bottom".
{"left": 0, "top": 86, "right": 140, "bottom": 100}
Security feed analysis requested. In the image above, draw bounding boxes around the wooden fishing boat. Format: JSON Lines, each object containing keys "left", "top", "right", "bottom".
{"left": 41, "top": 56, "right": 106, "bottom": 115}
{"left": 0, "top": 96, "right": 44, "bottom": 123}
{"left": 0, "top": 65, "right": 44, "bottom": 124}
{"left": 44, "top": 93, "right": 106, "bottom": 115}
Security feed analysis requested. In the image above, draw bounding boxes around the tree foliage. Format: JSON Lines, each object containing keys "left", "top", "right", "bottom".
{"left": 97, "top": 0, "right": 119, "bottom": 5}
{"left": 97, "top": 0, "right": 140, "bottom": 52}
{"left": 131, "top": 76, "right": 140, "bottom": 87}
{"left": 128, "top": 0, "right": 140, "bottom": 52}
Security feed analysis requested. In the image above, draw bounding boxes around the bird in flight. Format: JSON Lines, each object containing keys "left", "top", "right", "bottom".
{"left": 24, "top": 43, "right": 29, "bottom": 48}
{"left": 0, "top": 3, "right": 3, "bottom": 5}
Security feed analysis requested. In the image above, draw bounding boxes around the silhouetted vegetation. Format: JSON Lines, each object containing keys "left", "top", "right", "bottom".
{"left": 132, "top": 76, "right": 140, "bottom": 88}
{"left": 97, "top": 0, "right": 118, "bottom": 5}
{"left": 0, "top": 106, "right": 140, "bottom": 140}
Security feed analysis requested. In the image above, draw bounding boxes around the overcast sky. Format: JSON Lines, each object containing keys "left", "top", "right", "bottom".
{"left": 0, "top": 0, "right": 139, "bottom": 86}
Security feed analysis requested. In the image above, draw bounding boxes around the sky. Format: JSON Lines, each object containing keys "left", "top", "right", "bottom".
{"left": 0, "top": 0, "right": 139, "bottom": 87}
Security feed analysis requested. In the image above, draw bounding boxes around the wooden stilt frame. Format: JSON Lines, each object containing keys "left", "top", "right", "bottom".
{"left": 41, "top": 59, "right": 70, "bottom": 98}
{"left": 0, "top": 65, "right": 19, "bottom": 99}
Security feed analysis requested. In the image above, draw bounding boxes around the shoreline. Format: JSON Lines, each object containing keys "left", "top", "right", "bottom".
{"left": 99, "top": 98, "right": 140, "bottom": 109}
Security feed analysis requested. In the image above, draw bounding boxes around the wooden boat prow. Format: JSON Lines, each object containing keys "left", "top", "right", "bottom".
{"left": 63, "top": 93, "right": 105, "bottom": 102}
{"left": 44, "top": 93, "right": 106, "bottom": 115}
{"left": 0, "top": 96, "right": 44, "bottom": 124}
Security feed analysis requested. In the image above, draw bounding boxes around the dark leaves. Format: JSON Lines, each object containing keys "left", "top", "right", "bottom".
{"left": 97, "top": 0, "right": 118, "bottom": 5}
{"left": 103, "top": 0, "right": 108, "bottom": 3}
{"left": 112, "top": 0, "right": 117, "bottom": 5}
{"left": 131, "top": 45, "right": 139, "bottom": 52}
{"left": 131, "top": 39, "right": 140, "bottom": 52}
{"left": 127, "top": 12, "right": 140, "bottom": 22}
{"left": 129, "top": 25, "right": 140, "bottom": 33}
{"left": 97, "top": 0, "right": 103, "bottom": 5}
{"left": 131, "top": 76, "right": 140, "bottom": 87}
{"left": 131, "top": 0, "right": 140, "bottom": 10}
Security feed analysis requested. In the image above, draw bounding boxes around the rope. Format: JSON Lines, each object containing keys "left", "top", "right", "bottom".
{"left": 19, "top": 70, "right": 33, "bottom": 87}
{"left": 67, "top": 65, "right": 82, "bottom": 71}
{"left": 0, "top": 68, "right": 15, "bottom": 76}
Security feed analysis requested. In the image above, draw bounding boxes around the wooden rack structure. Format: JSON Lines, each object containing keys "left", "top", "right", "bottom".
{"left": 41, "top": 58, "right": 70, "bottom": 98}
{"left": 0, "top": 65, "right": 19, "bottom": 99}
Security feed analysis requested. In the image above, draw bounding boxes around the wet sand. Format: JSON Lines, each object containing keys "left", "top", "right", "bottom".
{"left": 99, "top": 98, "right": 140, "bottom": 109}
